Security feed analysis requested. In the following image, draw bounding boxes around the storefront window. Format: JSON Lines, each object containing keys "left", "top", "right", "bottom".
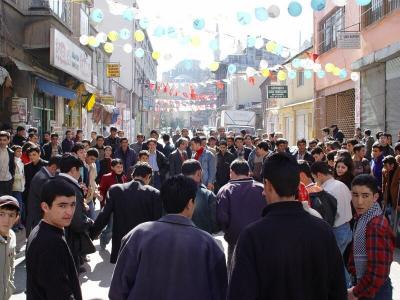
{"left": 32, "top": 91, "right": 55, "bottom": 135}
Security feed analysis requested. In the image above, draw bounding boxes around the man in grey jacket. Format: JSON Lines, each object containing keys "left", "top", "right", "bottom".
{"left": 191, "top": 136, "right": 216, "bottom": 191}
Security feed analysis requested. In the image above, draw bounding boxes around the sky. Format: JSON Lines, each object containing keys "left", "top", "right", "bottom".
{"left": 109, "top": 0, "right": 314, "bottom": 79}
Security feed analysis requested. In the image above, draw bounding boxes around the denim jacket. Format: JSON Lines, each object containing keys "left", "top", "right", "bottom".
{"left": 198, "top": 149, "right": 216, "bottom": 185}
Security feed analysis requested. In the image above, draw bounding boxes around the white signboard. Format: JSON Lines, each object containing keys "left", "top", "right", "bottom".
{"left": 50, "top": 28, "right": 92, "bottom": 83}
{"left": 337, "top": 32, "right": 361, "bottom": 49}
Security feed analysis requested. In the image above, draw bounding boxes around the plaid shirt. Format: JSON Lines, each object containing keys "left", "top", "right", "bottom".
{"left": 348, "top": 215, "right": 395, "bottom": 298}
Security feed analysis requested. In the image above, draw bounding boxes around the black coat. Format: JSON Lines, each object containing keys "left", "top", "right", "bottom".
{"left": 169, "top": 149, "right": 188, "bottom": 176}
{"left": 12, "top": 135, "right": 26, "bottom": 146}
{"left": 228, "top": 201, "right": 346, "bottom": 300}
{"left": 215, "top": 151, "right": 235, "bottom": 191}
{"left": 41, "top": 143, "right": 63, "bottom": 161}
{"left": 23, "top": 159, "right": 47, "bottom": 205}
{"left": 155, "top": 150, "right": 169, "bottom": 180}
{"left": 162, "top": 142, "right": 175, "bottom": 158}
{"left": 291, "top": 150, "right": 314, "bottom": 165}
{"left": 142, "top": 141, "right": 164, "bottom": 152}
{"left": 90, "top": 179, "right": 162, "bottom": 263}
{"left": 232, "top": 147, "right": 252, "bottom": 160}
{"left": 6, "top": 148, "right": 15, "bottom": 178}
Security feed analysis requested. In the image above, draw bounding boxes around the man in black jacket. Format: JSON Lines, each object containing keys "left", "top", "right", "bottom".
{"left": 331, "top": 124, "right": 345, "bottom": 143}
{"left": 26, "top": 179, "right": 82, "bottom": 300}
{"left": 146, "top": 138, "right": 168, "bottom": 189}
{"left": 228, "top": 153, "right": 346, "bottom": 300}
{"left": 0, "top": 131, "right": 15, "bottom": 196}
{"left": 215, "top": 140, "right": 235, "bottom": 193}
{"left": 90, "top": 162, "right": 162, "bottom": 263}
{"left": 169, "top": 137, "right": 189, "bottom": 176}
{"left": 292, "top": 138, "right": 314, "bottom": 164}
{"left": 41, "top": 133, "right": 63, "bottom": 161}
{"left": 11, "top": 126, "right": 26, "bottom": 146}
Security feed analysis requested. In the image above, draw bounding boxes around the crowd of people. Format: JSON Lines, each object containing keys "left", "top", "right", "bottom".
{"left": 0, "top": 123, "right": 398, "bottom": 300}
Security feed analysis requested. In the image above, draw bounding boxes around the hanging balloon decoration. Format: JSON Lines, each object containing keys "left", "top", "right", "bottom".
{"left": 350, "top": 72, "right": 360, "bottom": 81}
{"left": 261, "top": 69, "right": 270, "bottom": 78}
{"left": 152, "top": 51, "right": 161, "bottom": 60}
{"left": 247, "top": 36, "right": 256, "bottom": 48}
{"left": 288, "top": 2, "right": 303, "bottom": 17}
{"left": 90, "top": 9, "right": 104, "bottom": 23}
{"left": 237, "top": 11, "right": 252, "bottom": 25}
{"left": 357, "top": 0, "right": 372, "bottom": 5}
{"left": 153, "top": 26, "right": 165, "bottom": 37}
{"left": 119, "top": 28, "right": 131, "bottom": 40}
{"left": 96, "top": 32, "right": 108, "bottom": 43}
{"left": 123, "top": 44, "right": 133, "bottom": 53}
{"left": 209, "top": 62, "right": 220, "bottom": 72}
{"left": 228, "top": 64, "right": 237, "bottom": 74}
{"left": 79, "top": 35, "right": 89, "bottom": 45}
{"left": 135, "top": 48, "right": 145, "bottom": 58}
{"left": 104, "top": 42, "right": 114, "bottom": 53}
{"left": 304, "top": 70, "right": 313, "bottom": 79}
{"left": 134, "top": 30, "right": 145, "bottom": 42}
{"left": 288, "top": 70, "right": 297, "bottom": 79}
{"left": 139, "top": 18, "right": 150, "bottom": 30}
{"left": 311, "top": 0, "right": 326, "bottom": 11}
{"left": 193, "top": 18, "right": 205, "bottom": 30}
{"left": 108, "top": 31, "right": 119, "bottom": 42}
{"left": 267, "top": 5, "right": 280, "bottom": 18}
{"left": 255, "top": 7, "right": 268, "bottom": 21}
{"left": 277, "top": 70, "right": 287, "bottom": 81}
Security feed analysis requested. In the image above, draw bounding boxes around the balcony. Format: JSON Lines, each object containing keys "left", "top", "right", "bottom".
{"left": 361, "top": 0, "right": 400, "bottom": 28}
{"left": 29, "top": 0, "right": 71, "bottom": 27}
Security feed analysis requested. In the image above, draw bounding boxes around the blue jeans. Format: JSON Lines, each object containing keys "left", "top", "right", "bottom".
{"left": 333, "top": 222, "right": 353, "bottom": 288}
{"left": 100, "top": 213, "right": 113, "bottom": 248}
{"left": 151, "top": 172, "right": 161, "bottom": 190}
{"left": 87, "top": 201, "right": 96, "bottom": 220}
{"left": 360, "top": 278, "right": 392, "bottom": 300}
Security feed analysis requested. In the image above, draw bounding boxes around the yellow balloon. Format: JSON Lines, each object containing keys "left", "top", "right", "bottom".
{"left": 209, "top": 62, "right": 220, "bottom": 72}
{"left": 191, "top": 36, "right": 201, "bottom": 47}
{"left": 108, "top": 31, "right": 119, "bottom": 42}
{"left": 261, "top": 68, "right": 270, "bottom": 78}
{"left": 104, "top": 42, "right": 114, "bottom": 53}
{"left": 277, "top": 70, "right": 287, "bottom": 81}
{"left": 266, "top": 41, "right": 277, "bottom": 53}
{"left": 134, "top": 30, "right": 145, "bottom": 42}
{"left": 325, "top": 63, "right": 335, "bottom": 73}
{"left": 333, "top": 67, "right": 341, "bottom": 76}
{"left": 152, "top": 51, "right": 161, "bottom": 60}
{"left": 87, "top": 36, "right": 97, "bottom": 47}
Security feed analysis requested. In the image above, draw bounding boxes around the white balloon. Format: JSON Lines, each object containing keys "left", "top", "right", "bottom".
{"left": 332, "top": 0, "right": 347, "bottom": 6}
{"left": 255, "top": 38, "right": 264, "bottom": 49}
{"left": 246, "top": 67, "right": 256, "bottom": 77}
{"left": 304, "top": 59, "right": 314, "bottom": 69}
{"left": 123, "top": 44, "right": 133, "bottom": 53}
{"left": 312, "top": 63, "right": 322, "bottom": 72}
{"left": 96, "top": 32, "right": 108, "bottom": 43}
{"left": 350, "top": 72, "right": 360, "bottom": 81}
{"left": 259, "top": 59, "right": 269, "bottom": 69}
{"left": 79, "top": 35, "right": 89, "bottom": 45}
{"left": 268, "top": 5, "right": 280, "bottom": 18}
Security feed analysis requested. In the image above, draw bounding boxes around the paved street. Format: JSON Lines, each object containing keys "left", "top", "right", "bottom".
{"left": 10, "top": 230, "right": 400, "bottom": 300}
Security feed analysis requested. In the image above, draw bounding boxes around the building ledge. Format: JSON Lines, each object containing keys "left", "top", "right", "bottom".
{"left": 351, "top": 41, "right": 400, "bottom": 71}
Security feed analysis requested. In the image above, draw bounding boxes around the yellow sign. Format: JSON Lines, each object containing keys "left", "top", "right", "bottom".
{"left": 98, "top": 95, "right": 114, "bottom": 105}
{"left": 106, "top": 64, "right": 120, "bottom": 78}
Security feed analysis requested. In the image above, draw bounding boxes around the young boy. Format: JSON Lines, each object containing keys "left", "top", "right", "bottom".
{"left": 348, "top": 174, "right": 395, "bottom": 300}
{"left": 138, "top": 150, "right": 150, "bottom": 163}
{"left": 0, "top": 196, "right": 20, "bottom": 300}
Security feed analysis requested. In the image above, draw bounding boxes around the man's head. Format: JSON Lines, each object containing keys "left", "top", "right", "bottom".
{"left": 263, "top": 153, "right": 300, "bottom": 203}
{"left": 82, "top": 140, "right": 91, "bottom": 150}
{"left": 311, "top": 147, "right": 325, "bottom": 162}
{"left": 364, "top": 129, "right": 371, "bottom": 137}
{"left": 150, "top": 130, "right": 159, "bottom": 139}
{"left": 395, "top": 142, "right": 400, "bottom": 156}
{"left": 256, "top": 141, "right": 269, "bottom": 157}
{"left": 90, "top": 131, "right": 97, "bottom": 140}
{"left": 16, "top": 126, "right": 26, "bottom": 137}
{"left": 308, "top": 139, "right": 318, "bottom": 149}
{"left": 234, "top": 136, "right": 244, "bottom": 149}
{"left": 310, "top": 161, "right": 332, "bottom": 185}
{"left": 120, "top": 138, "right": 129, "bottom": 150}
{"left": 110, "top": 126, "right": 118, "bottom": 137}
{"left": 86, "top": 148, "right": 99, "bottom": 165}
{"left": 226, "top": 136, "right": 234, "bottom": 147}
{"left": 379, "top": 133, "right": 390, "bottom": 146}
{"left": 104, "top": 146, "right": 112, "bottom": 158}
{"left": 27, "top": 146, "right": 41, "bottom": 164}
{"left": 208, "top": 136, "right": 217, "bottom": 148}
{"left": 111, "top": 158, "right": 124, "bottom": 175}
{"left": 136, "top": 133, "right": 145, "bottom": 144}
{"left": 0, "top": 131, "right": 10, "bottom": 148}
{"left": 326, "top": 150, "right": 337, "bottom": 168}
{"left": 50, "top": 133, "right": 59, "bottom": 145}
{"left": 297, "top": 138, "right": 307, "bottom": 153}
{"left": 181, "top": 128, "right": 189, "bottom": 137}
{"left": 330, "top": 124, "right": 338, "bottom": 131}
{"left": 75, "top": 129, "right": 83, "bottom": 139}
{"left": 72, "top": 142, "right": 86, "bottom": 162}
{"left": 138, "top": 150, "right": 150, "bottom": 162}
{"left": 230, "top": 160, "right": 250, "bottom": 180}
{"left": 162, "top": 134, "right": 170, "bottom": 143}
{"left": 65, "top": 130, "right": 73, "bottom": 140}
{"left": 298, "top": 160, "right": 313, "bottom": 185}
{"left": 219, "top": 140, "right": 228, "bottom": 154}
{"left": 43, "top": 131, "right": 51, "bottom": 142}
{"left": 355, "top": 127, "right": 362, "bottom": 136}
{"left": 351, "top": 174, "right": 379, "bottom": 216}
{"left": 11, "top": 145, "right": 22, "bottom": 158}
{"left": 372, "top": 143, "right": 383, "bottom": 159}
{"left": 190, "top": 136, "right": 202, "bottom": 152}
{"left": 322, "top": 127, "right": 330, "bottom": 136}
{"left": 40, "top": 179, "right": 76, "bottom": 229}
{"left": 177, "top": 137, "right": 188, "bottom": 151}
{"left": 182, "top": 159, "right": 202, "bottom": 184}
{"left": 47, "top": 155, "right": 62, "bottom": 176}
{"left": 147, "top": 138, "right": 158, "bottom": 153}
{"left": 0, "top": 196, "right": 20, "bottom": 236}
{"left": 218, "top": 127, "right": 226, "bottom": 136}
{"left": 117, "top": 130, "right": 124, "bottom": 138}
{"left": 346, "top": 138, "right": 358, "bottom": 153}
{"left": 28, "top": 133, "right": 39, "bottom": 145}
{"left": 96, "top": 135, "right": 105, "bottom": 147}
{"left": 244, "top": 134, "right": 253, "bottom": 147}
{"left": 275, "top": 138, "right": 288, "bottom": 153}
{"left": 383, "top": 155, "right": 397, "bottom": 173}
{"left": 160, "top": 175, "right": 198, "bottom": 218}
{"left": 353, "top": 144, "right": 366, "bottom": 159}
{"left": 59, "top": 154, "right": 84, "bottom": 180}
{"left": 132, "top": 162, "right": 153, "bottom": 185}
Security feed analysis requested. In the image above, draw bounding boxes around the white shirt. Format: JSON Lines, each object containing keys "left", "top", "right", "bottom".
{"left": 0, "top": 147, "right": 12, "bottom": 181}
{"left": 321, "top": 177, "right": 353, "bottom": 227}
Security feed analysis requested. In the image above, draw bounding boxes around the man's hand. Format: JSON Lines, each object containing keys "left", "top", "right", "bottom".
{"left": 347, "top": 287, "right": 358, "bottom": 300}
{"left": 207, "top": 183, "right": 214, "bottom": 191}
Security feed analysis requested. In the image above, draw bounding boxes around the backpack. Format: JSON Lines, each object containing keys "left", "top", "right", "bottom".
{"left": 309, "top": 190, "right": 338, "bottom": 226}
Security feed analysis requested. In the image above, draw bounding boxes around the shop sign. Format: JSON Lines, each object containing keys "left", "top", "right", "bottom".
{"left": 106, "top": 64, "right": 120, "bottom": 78}
{"left": 98, "top": 95, "right": 115, "bottom": 105}
{"left": 50, "top": 28, "right": 92, "bottom": 83}
{"left": 10, "top": 97, "right": 27, "bottom": 124}
{"left": 267, "top": 85, "right": 288, "bottom": 99}
{"left": 337, "top": 32, "right": 361, "bottom": 49}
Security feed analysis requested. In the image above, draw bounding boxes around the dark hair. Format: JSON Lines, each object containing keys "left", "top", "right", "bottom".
{"left": 150, "top": 129, "right": 159, "bottom": 135}
{"left": 71, "top": 142, "right": 85, "bottom": 153}
{"left": 376, "top": 131, "right": 383, "bottom": 140}
{"left": 82, "top": 139, "right": 90, "bottom": 145}
{"left": 138, "top": 150, "right": 150, "bottom": 158}
{"left": 353, "top": 144, "right": 365, "bottom": 153}
{"left": 311, "top": 147, "right": 324, "bottom": 156}
{"left": 219, "top": 140, "right": 227, "bottom": 146}
{"left": 351, "top": 174, "right": 379, "bottom": 194}
{"left": 334, "top": 156, "right": 354, "bottom": 179}
{"left": 276, "top": 138, "right": 288, "bottom": 146}
{"left": 111, "top": 158, "right": 123, "bottom": 167}
{"left": 257, "top": 141, "right": 269, "bottom": 152}
{"left": 132, "top": 162, "right": 153, "bottom": 178}
{"left": 230, "top": 159, "right": 249, "bottom": 176}
{"left": 310, "top": 161, "right": 331, "bottom": 176}
{"left": 309, "top": 139, "right": 318, "bottom": 145}
{"left": 76, "top": 129, "right": 83, "bottom": 135}
{"left": 59, "top": 154, "right": 83, "bottom": 173}
{"left": 394, "top": 142, "right": 400, "bottom": 152}
{"left": 383, "top": 155, "right": 397, "bottom": 165}
{"left": 104, "top": 145, "right": 112, "bottom": 151}
{"left": 65, "top": 130, "right": 72, "bottom": 135}
{"left": 0, "top": 131, "right": 10, "bottom": 139}
{"left": 372, "top": 143, "right": 383, "bottom": 151}
{"left": 226, "top": 136, "right": 234, "bottom": 142}
{"left": 96, "top": 135, "right": 105, "bottom": 141}
{"left": 41, "top": 178, "right": 76, "bottom": 208}
{"left": 234, "top": 136, "right": 244, "bottom": 142}
{"left": 16, "top": 126, "right": 25, "bottom": 132}
{"left": 11, "top": 145, "right": 22, "bottom": 151}
{"left": 48, "top": 155, "right": 62, "bottom": 168}
{"left": 332, "top": 141, "right": 341, "bottom": 150}
{"left": 146, "top": 138, "right": 158, "bottom": 145}
{"left": 326, "top": 150, "right": 337, "bottom": 162}
{"left": 176, "top": 137, "right": 188, "bottom": 147}
{"left": 322, "top": 127, "right": 330, "bottom": 134}
{"left": 162, "top": 134, "right": 170, "bottom": 142}
{"left": 28, "top": 133, "right": 38, "bottom": 139}
{"left": 120, "top": 137, "right": 128, "bottom": 143}
{"left": 110, "top": 126, "right": 118, "bottom": 132}
{"left": 161, "top": 175, "right": 197, "bottom": 214}
{"left": 22, "top": 141, "right": 35, "bottom": 152}
{"left": 347, "top": 138, "right": 358, "bottom": 146}
{"left": 182, "top": 159, "right": 202, "bottom": 176}
{"left": 263, "top": 153, "right": 299, "bottom": 197}
{"left": 27, "top": 127, "right": 38, "bottom": 134}
{"left": 27, "top": 145, "right": 41, "bottom": 154}
{"left": 382, "top": 132, "right": 391, "bottom": 139}
{"left": 208, "top": 136, "right": 217, "bottom": 142}
{"left": 336, "top": 149, "right": 352, "bottom": 161}
{"left": 190, "top": 136, "right": 202, "bottom": 145}
{"left": 50, "top": 133, "right": 59, "bottom": 139}
{"left": 364, "top": 129, "right": 371, "bottom": 136}
{"left": 86, "top": 148, "right": 99, "bottom": 158}
{"left": 298, "top": 160, "right": 312, "bottom": 179}
{"left": 297, "top": 138, "right": 307, "bottom": 145}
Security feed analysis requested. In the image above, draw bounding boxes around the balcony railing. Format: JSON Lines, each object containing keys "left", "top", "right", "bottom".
{"left": 362, "top": 0, "right": 400, "bottom": 28}
{"left": 29, "top": 0, "right": 71, "bottom": 27}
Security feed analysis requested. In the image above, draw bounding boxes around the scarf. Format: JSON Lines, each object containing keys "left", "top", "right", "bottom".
{"left": 194, "top": 147, "right": 205, "bottom": 161}
{"left": 353, "top": 201, "right": 383, "bottom": 280}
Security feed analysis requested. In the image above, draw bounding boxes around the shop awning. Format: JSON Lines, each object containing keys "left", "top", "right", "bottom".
{"left": 10, "top": 57, "right": 35, "bottom": 72}
{"left": 36, "top": 77, "right": 77, "bottom": 99}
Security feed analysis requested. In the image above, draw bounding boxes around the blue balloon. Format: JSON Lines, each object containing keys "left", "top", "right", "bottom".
{"left": 357, "top": 0, "right": 372, "bottom": 5}
{"left": 288, "top": 70, "right": 297, "bottom": 79}
{"left": 122, "top": 9, "right": 135, "bottom": 21}
{"left": 193, "top": 18, "right": 205, "bottom": 30}
{"left": 209, "top": 39, "right": 219, "bottom": 51}
{"left": 119, "top": 28, "right": 131, "bottom": 40}
{"left": 292, "top": 58, "right": 301, "bottom": 68}
{"left": 91, "top": 9, "right": 104, "bottom": 23}
{"left": 228, "top": 64, "right": 237, "bottom": 74}
{"left": 167, "top": 27, "right": 177, "bottom": 38}
{"left": 237, "top": 12, "right": 252, "bottom": 25}
{"left": 317, "top": 70, "right": 326, "bottom": 79}
{"left": 184, "top": 60, "right": 193, "bottom": 70}
{"left": 255, "top": 7, "right": 268, "bottom": 21}
{"left": 304, "top": 70, "right": 313, "bottom": 79}
{"left": 139, "top": 18, "right": 150, "bottom": 30}
{"left": 135, "top": 48, "right": 144, "bottom": 58}
{"left": 311, "top": 0, "right": 326, "bottom": 11}
{"left": 247, "top": 36, "right": 256, "bottom": 47}
{"left": 339, "top": 69, "right": 348, "bottom": 79}
{"left": 153, "top": 26, "right": 165, "bottom": 37}
{"left": 288, "top": 2, "right": 302, "bottom": 17}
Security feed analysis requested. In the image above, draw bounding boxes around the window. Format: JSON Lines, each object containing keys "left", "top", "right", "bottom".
{"left": 48, "top": 0, "right": 71, "bottom": 25}
{"left": 297, "top": 71, "right": 304, "bottom": 87}
{"left": 80, "top": 8, "right": 89, "bottom": 35}
{"left": 361, "top": 0, "right": 400, "bottom": 28}
{"left": 318, "top": 7, "right": 345, "bottom": 54}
